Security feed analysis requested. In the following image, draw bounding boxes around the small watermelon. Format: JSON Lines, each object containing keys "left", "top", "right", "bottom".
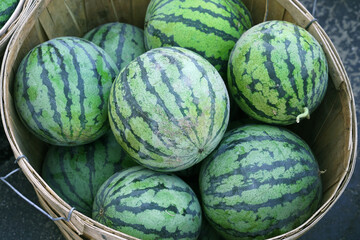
{"left": 144, "top": 0, "right": 252, "bottom": 77}
{"left": 92, "top": 166, "right": 202, "bottom": 240}
{"left": 83, "top": 22, "right": 146, "bottom": 72}
{"left": 108, "top": 47, "right": 230, "bottom": 172}
{"left": 14, "top": 36, "right": 118, "bottom": 146}
{"left": 42, "top": 131, "right": 137, "bottom": 217}
{"left": 199, "top": 124, "right": 322, "bottom": 240}
{"left": 0, "top": 0, "right": 19, "bottom": 29}
{"left": 228, "top": 20, "right": 328, "bottom": 125}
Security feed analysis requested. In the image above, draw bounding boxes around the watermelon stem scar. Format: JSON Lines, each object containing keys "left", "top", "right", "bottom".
{"left": 296, "top": 107, "right": 310, "bottom": 123}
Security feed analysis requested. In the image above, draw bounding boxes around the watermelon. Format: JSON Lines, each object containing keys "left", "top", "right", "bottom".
{"left": 14, "top": 36, "right": 118, "bottom": 146}
{"left": 0, "top": 0, "right": 19, "bottom": 29}
{"left": 42, "top": 131, "right": 137, "bottom": 217}
{"left": 92, "top": 166, "right": 202, "bottom": 240}
{"left": 108, "top": 46, "right": 230, "bottom": 172}
{"left": 199, "top": 124, "right": 322, "bottom": 240}
{"left": 228, "top": 20, "right": 328, "bottom": 125}
{"left": 144, "top": 0, "right": 252, "bottom": 77}
{"left": 83, "top": 22, "right": 146, "bottom": 72}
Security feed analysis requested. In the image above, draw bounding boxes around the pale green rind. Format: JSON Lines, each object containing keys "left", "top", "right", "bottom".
{"left": 199, "top": 124, "right": 322, "bottom": 239}
{"left": 228, "top": 20, "right": 328, "bottom": 125}
{"left": 109, "top": 46, "right": 230, "bottom": 172}
{"left": 14, "top": 36, "right": 118, "bottom": 146}
{"left": 93, "top": 166, "right": 202, "bottom": 240}
{"left": 83, "top": 22, "right": 146, "bottom": 72}
{"left": 42, "top": 131, "right": 137, "bottom": 217}
{"left": 144, "top": 0, "right": 252, "bottom": 77}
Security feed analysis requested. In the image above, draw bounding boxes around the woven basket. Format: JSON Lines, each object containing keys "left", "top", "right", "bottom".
{"left": 0, "top": 0, "right": 35, "bottom": 58}
{"left": 0, "top": 0, "right": 357, "bottom": 239}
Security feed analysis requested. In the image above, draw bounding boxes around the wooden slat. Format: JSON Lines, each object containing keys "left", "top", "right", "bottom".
{"left": 85, "top": 0, "right": 119, "bottom": 32}
{"left": 131, "top": 0, "right": 151, "bottom": 28}
{"left": 112, "top": 0, "right": 133, "bottom": 24}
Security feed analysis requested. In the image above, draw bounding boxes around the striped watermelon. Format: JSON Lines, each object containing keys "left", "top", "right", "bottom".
{"left": 228, "top": 20, "right": 328, "bottom": 125}
{"left": 199, "top": 124, "right": 322, "bottom": 240}
{"left": 83, "top": 22, "right": 146, "bottom": 72}
{"left": 14, "top": 36, "right": 118, "bottom": 146}
{"left": 42, "top": 131, "right": 137, "bottom": 217}
{"left": 108, "top": 47, "right": 230, "bottom": 172}
{"left": 144, "top": 0, "right": 252, "bottom": 77}
{"left": 0, "top": 0, "right": 19, "bottom": 29}
{"left": 92, "top": 166, "right": 202, "bottom": 240}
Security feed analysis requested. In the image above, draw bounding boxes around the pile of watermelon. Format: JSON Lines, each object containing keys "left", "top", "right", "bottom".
{"left": 13, "top": 0, "right": 328, "bottom": 239}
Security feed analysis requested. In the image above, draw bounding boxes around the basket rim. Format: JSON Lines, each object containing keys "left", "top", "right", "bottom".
{"left": 0, "top": 0, "right": 358, "bottom": 239}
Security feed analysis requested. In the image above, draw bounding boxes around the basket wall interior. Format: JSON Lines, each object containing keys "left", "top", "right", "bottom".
{"left": 1, "top": 0, "right": 355, "bottom": 238}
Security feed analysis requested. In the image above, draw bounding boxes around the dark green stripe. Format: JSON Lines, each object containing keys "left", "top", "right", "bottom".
{"left": 122, "top": 60, "right": 173, "bottom": 155}
{"left": 96, "top": 168, "right": 200, "bottom": 238}
{"left": 260, "top": 29, "right": 286, "bottom": 99}
{"left": 148, "top": 50, "right": 199, "bottom": 146}
{"left": 57, "top": 39, "right": 86, "bottom": 138}
{"left": 98, "top": 23, "right": 114, "bottom": 49}
{"left": 293, "top": 25, "right": 309, "bottom": 106}
{"left": 204, "top": 162, "right": 317, "bottom": 198}
{"left": 85, "top": 38, "right": 118, "bottom": 79}
{"left": 114, "top": 23, "right": 127, "bottom": 69}
{"left": 105, "top": 214, "right": 199, "bottom": 239}
{"left": 283, "top": 38, "right": 301, "bottom": 103}
{"left": 186, "top": 5, "right": 240, "bottom": 31}
{"left": 150, "top": 13, "right": 238, "bottom": 42}
{"left": 220, "top": 131, "right": 312, "bottom": 157}
{"left": 71, "top": 39, "right": 105, "bottom": 124}
{"left": 170, "top": 47, "right": 219, "bottom": 147}
{"left": 44, "top": 147, "right": 91, "bottom": 214}
{"left": 146, "top": 24, "right": 227, "bottom": 73}
{"left": 109, "top": 87, "right": 154, "bottom": 162}
{"left": 229, "top": 62, "right": 275, "bottom": 121}
{"left": 85, "top": 143, "right": 96, "bottom": 201}
{"left": 223, "top": 0, "right": 253, "bottom": 27}
{"left": 65, "top": 148, "right": 92, "bottom": 209}
{"left": 47, "top": 42, "right": 74, "bottom": 137}
{"left": 110, "top": 185, "right": 198, "bottom": 217}
{"left": 38, "top": 46, "right": 66, "bottom": 139}
{"left": 205, "top": 179, "right": 320, "bottom": 238}
{"left": 150, "top": 0, "right": 175, "bottom": 14}
{"left": 18, "top": 52, "right": 55, "bottom": 140}
{"left": 100, "top": 168, "right": 158, "bottom": 209}
{"left": 145, "top": 23, "right": 177, "bottom": 50}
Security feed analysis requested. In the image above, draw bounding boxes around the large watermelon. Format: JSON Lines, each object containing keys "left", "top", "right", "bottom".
{"left": 42, "top": 131, "right": 137, "bottom": 217}
{"left": 228, "top": 20, "right": 328, "bottom": 125}
{"left": 83, "top": 22, "right": 146, "bottom": 72}
{"left": 144, "top": 0, "right": 252, "bottom": 77}
{"left": 92, "top": 166, "right": 202, "bottom": 240}
{"left": 14, "top": 36, "right": 118, "bottom": 146}
{"left": 108, "top": 47, "right": 230, "bottom": 172}
{"left": 0, "top": 0, "right": 19, "bottom": 29}
{"left": 199, "top": 124, "right": 322, "bottom": 240}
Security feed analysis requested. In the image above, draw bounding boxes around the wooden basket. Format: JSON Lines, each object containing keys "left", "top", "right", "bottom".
{"left": 0, "top": 0, "right": 357, "bottom": 239}
{"left": 0, "top": 0, "right": 35, "bottom": 58}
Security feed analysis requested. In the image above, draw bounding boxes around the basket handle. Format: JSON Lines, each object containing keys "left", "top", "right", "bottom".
{"left": 0, "top": 166, "right": 75, "bottom": 222}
